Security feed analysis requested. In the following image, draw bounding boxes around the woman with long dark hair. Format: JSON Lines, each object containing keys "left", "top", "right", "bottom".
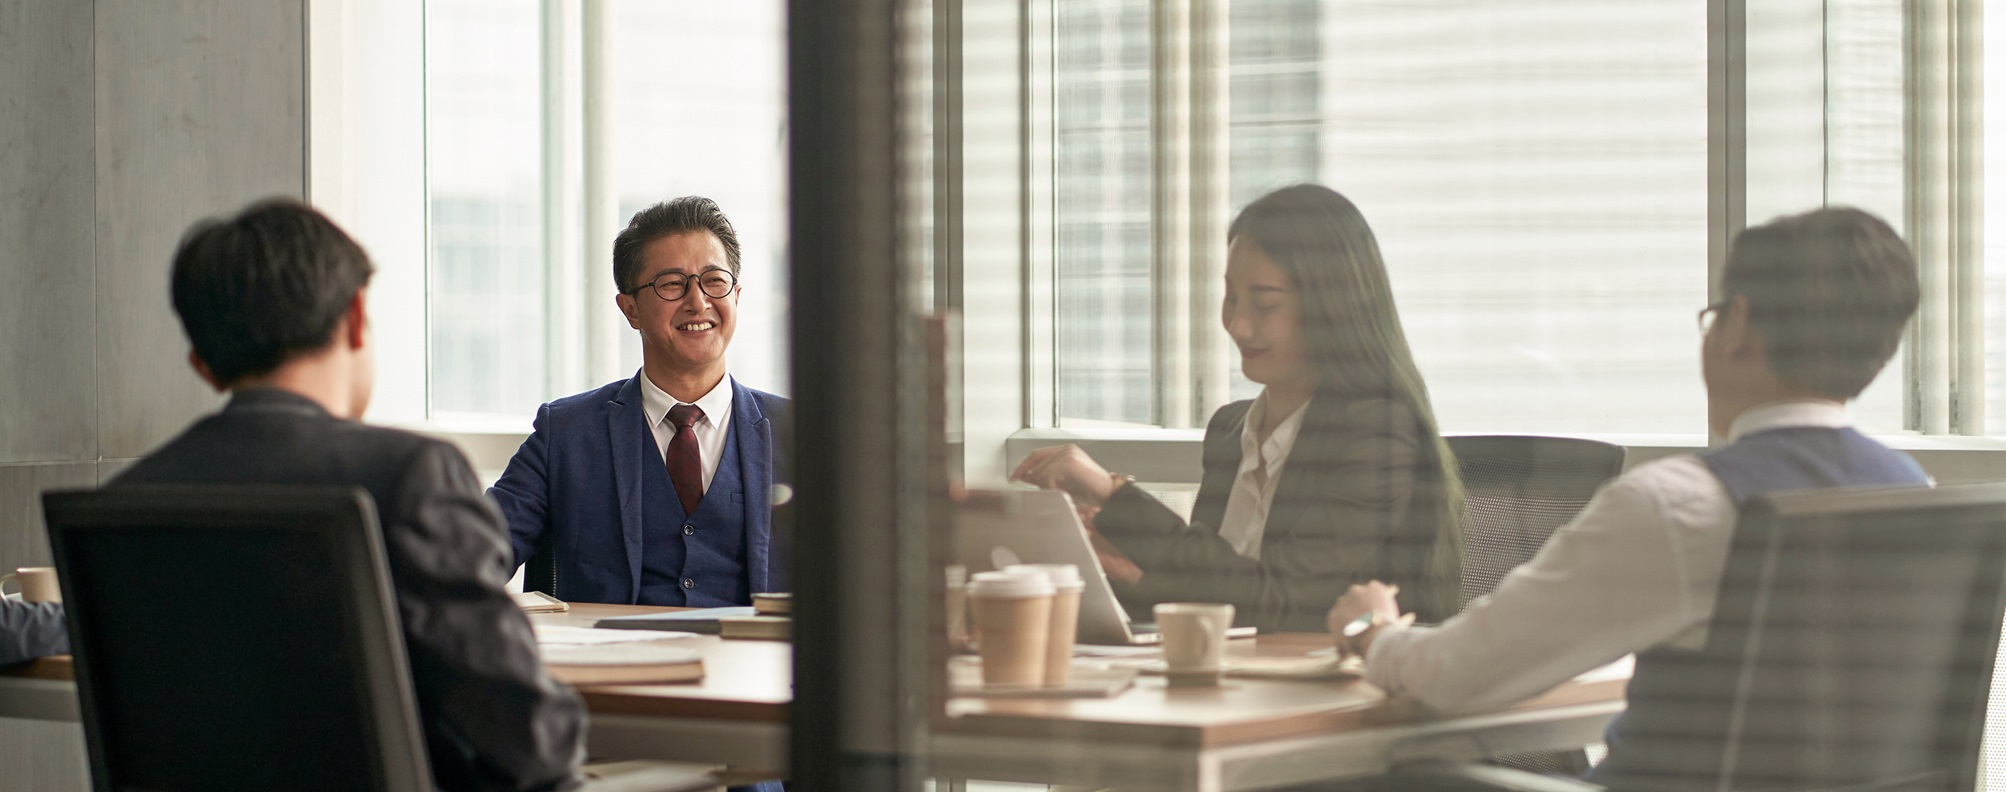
{"left": 1013, "top": 184, "right": 1465, "bottom": 630}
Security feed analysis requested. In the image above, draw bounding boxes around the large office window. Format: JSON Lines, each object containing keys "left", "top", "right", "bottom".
{"left": 1045, "top": 0, "right": 1994, "bottom": 437}
{"left": 1054, "top": 0, "right": 1713, "bottom": 434}
{"left": 425, "top": 0, "right": 789, "bottom": 423}
{"left": 427, "top": 0, "right": 548, "bottom": 420}
{"left": 608, "top": 1, "right": 791, "bottom": 394}
{"left": 1053, "top": 0, "right": 1155, "bottom": 426}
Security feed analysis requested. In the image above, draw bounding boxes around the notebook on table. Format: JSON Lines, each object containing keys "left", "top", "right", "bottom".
{"left": 593, "top": 606, "right": 757, "bottom": 635}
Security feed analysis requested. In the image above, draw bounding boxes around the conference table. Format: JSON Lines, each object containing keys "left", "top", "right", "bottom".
{"left": 0, "top": 603, "right": 1628, "bottom": 791}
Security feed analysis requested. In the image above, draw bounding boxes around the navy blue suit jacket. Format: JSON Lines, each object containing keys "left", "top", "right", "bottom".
{"left": 490, "top": 373, "right": 789, "bottom": 604}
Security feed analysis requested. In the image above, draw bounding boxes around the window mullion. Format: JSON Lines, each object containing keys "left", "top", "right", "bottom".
{"left": 541, "top": 0, "right": 586, "bottom": 400}
{"left": 581, "top": 0, "right": 624, "bottom": 388}
{"left": 1903, "top": 0, "right": 1984, "bottom": 434}
{"left": 1024, "top": 0, "right": 1057, "bottom": 429}
{"left": 1188, "top": 0, "right": 1230, "bottom": 420}
{"left": 1152, "top": 0, "right": 1196, "bottom": 428}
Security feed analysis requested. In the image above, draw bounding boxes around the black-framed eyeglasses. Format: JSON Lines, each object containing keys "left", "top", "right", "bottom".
{"left": 623, "top": 268, "right": 738, "bottom": 302}
{"left": 1697, "top": 300, "right": 1730, "bottom": 336}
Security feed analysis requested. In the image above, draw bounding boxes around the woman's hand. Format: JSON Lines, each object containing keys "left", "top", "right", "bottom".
{"left": 1010, "top": 444, "right": 1120, "bottom": 507}
{"left": 1326, "top": 581, "right": 1409, "bottom": 658}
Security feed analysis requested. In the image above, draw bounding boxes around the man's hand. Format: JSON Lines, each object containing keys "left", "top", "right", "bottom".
{"left": 1010, "top": 444, "right": 1119, "bottom": 507}
{"left": 1327, "top": 581, "right": 1408, "bottom": 658}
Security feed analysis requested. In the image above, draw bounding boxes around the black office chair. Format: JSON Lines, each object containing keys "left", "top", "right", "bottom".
{"left": 1399, "top": 483, "right": 2006, "bottom": 792}
{"left": 1445, "top": 436, "right": 1625, "bottom": 776}
{"left": 43, "top": 484, "right": 720, "bottom": 792}
{"left": 1447, "top": 435, "right": 1627, "bottom": 609}
{"left": 44, "top": 485, "right": 433, "bottom": 792}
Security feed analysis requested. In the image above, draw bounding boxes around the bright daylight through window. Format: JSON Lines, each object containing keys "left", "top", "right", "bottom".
{"left": 427, "top": 0, "right": 788, "bottom": 422}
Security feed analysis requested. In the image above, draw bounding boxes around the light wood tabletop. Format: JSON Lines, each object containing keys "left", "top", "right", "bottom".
{"left": 941, "top": 633, "right": 1627, "bottom": 749}
{"left": 1, "top": 602, "right": 1625, "bottom": 789}
{"left": 534, "top": 603, "right": 791, "bottom": 723}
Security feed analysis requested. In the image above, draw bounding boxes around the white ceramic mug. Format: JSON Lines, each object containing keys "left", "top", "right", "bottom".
{"left": 0, "top": 567, "right": 61, "bottom": 603}
{"left": 1154, "top": 602, "right": 1234, "bottom": 686}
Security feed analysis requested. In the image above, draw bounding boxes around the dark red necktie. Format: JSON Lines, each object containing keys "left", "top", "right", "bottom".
{"left": 666, "top": 403, "right": 705, "bottom": 515}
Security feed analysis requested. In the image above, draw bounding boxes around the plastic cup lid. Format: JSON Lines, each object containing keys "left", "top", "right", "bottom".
{"left": 967, "top": 569, "right": 1056, "bottom": 598}
{"left": 1004, "top": 563, "right": 1085, "bottom": 590}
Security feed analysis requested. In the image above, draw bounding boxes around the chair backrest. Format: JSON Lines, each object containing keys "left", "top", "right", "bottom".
{"left": 1706, "top": 484, "right": 2006, "bottom": 792}
{"left": 1446, "top": 435, "right": 1626, "bottom": 607}
{"left": 42, "top": 485, "right": 433, "bottom": 792}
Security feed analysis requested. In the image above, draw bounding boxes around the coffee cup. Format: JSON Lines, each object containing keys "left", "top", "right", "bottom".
{"left": 0, "top": 567, "right": 61, "bottom": 603}
{"left": 967, "top": 570, "right": 1054, "bottom": 687}
{"left": 1154, "top": 602, "right": 1233, "bottom": 687}
{"left": 1006, "top": 563, "right": 1083, "bottom": 686}
{"left": 944, "top": 565, "right": 969, "bottom": 651}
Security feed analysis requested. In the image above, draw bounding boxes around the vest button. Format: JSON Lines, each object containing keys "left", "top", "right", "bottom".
{"left": 683, "top": 524, "right": 695, "bottom": 536}
{"left": 682, "top": 578, "right": 695, "bottom": 589}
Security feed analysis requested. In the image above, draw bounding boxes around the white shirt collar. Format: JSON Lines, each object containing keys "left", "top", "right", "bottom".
{"left": 1725, "top": 400, "right": 1850, "bottom": 443}
{"left": 639, "top": 371, "right": 736, "bottom": 429}
{"left": 1239, "top": 391, "right": 1311, "bottom": 475}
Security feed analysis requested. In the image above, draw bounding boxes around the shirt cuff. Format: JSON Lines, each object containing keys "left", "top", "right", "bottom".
{"left": 1362, "top": 623, "right": 1420, "bottom": 695}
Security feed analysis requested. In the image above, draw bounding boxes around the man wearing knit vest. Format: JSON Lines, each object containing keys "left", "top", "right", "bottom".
{"left": 1326, "top": 206, "right": 1926, "bottom": 790}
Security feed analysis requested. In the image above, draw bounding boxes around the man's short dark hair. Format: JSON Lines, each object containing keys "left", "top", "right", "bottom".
{"left": 612, "top": 196, "right": 743, "bottom": 292}
{"left": 170, "top": 198, "right": 375, "bottom": 386}
{"left": 1722, "top": 206, "right": 1918, "bottom": 400}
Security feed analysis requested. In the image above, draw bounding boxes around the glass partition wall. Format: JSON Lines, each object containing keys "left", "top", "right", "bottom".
{"left": 787, "top": 0, "right": 2001, "bottom": 790}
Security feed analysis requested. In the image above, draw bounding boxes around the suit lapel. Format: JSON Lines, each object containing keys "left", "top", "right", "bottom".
{"left": 1261, "top": 397, "right": 1344, "bottom": 551}
{"left": 733, "top": 381, "right": 773, "bottom": 593}
{"left": 608, "top": 373, "right": 649, "bottom": 600}
{"left": 1192, "top": 402, "right": 1250, "bottom": 533}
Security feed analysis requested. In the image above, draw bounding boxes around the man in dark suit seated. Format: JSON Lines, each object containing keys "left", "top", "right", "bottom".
{"left": 109, "top": 199, "right": 587, "bottom": 792}
{"left": 0, "top": 599, "right": 66, "bottom": 665}
{"left": 490, "top": 197, "right": 789, "bottom": 607}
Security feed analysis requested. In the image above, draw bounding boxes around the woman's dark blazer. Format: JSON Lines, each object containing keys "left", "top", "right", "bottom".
{"left": 1094, "top": 395, "right": 1459, "bottom": 632}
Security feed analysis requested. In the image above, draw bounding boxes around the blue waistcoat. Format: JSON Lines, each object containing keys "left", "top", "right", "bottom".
{"left": 1589, "top": 426, "right": 1929, "bottom": 790}
{"left": 636, "top": 414, "right": 752, "bottom": 607}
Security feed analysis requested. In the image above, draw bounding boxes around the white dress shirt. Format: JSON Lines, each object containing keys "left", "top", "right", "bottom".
{"left": 1364, "top": 401, "right": 1872, "bottom": 713}
{"left": 1216, "top": 391, "right": 1311, "bottom": 559}
{"left": 639, "top": 373, "right": 736, "bottom": 493}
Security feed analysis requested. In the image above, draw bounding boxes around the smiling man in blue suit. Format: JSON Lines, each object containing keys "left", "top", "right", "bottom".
{"left": 492, "top": 197, "right": 788, "bottom": 608}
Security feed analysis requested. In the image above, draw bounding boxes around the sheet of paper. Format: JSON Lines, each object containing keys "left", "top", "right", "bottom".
{"left": 534, "top": 625, "right": 700, "bottom": 646}
{"left": 1071, "top": 644, "right": 1161, "bottom": 658}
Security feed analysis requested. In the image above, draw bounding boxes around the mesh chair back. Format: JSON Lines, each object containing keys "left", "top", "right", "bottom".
{"left": 43, "top": 485, "right": 433, "bottom": 792}
{"left": 1700, "top": 484, "right": 2006, "bottom": 792}
{"left": 1447, "top": 435, "right": 1626, "bottom": 607}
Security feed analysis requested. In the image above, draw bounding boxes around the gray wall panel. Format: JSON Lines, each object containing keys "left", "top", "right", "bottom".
{"left": 0, "top": 718, "right": 88, "bottom": 792}
{"left": 0, "top": 462, "right": 98, "bottom": 573}
{"left": 0, "top": 0, "right": 96, "bottom": 464}
{"left": 93, "top": 0, "right": 304, "bottom": 458}
{"left": 96, "top": 457, "right": 137, "bottom": 485}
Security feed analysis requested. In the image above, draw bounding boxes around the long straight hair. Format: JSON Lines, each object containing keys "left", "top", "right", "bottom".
{"left": 1227, "top": 184, "right": 1465, "bottom": 616}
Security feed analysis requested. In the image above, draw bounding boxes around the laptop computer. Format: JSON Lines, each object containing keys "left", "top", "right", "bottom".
{"left": 955, "top": 488, "right": 1255, "bottom": 646}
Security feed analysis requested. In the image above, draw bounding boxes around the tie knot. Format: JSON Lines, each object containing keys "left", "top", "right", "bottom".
{"left": 668, "top": 403, "right": 704, "bottom": 430}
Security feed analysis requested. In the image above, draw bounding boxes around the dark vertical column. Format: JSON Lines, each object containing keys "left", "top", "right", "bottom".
{"left": 788, "top": 0, "right": 929, "bottom": 788}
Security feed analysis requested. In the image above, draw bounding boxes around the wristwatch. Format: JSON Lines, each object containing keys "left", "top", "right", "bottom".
{"left": 1339, "top": 611, "right": 1411, "bottom": 658}
{"left": 1105, "top": 471, "right": 1137, "bottom": 501}
{"left": 1337, "top": 612, "right": 1380, "bottom": 658}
